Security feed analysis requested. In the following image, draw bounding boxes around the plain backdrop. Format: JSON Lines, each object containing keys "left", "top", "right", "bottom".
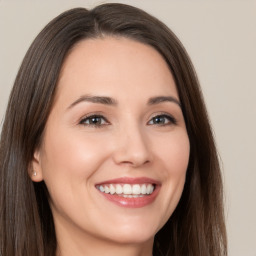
{"left": 0, "top": 1, "right": 256, "bottom": 255}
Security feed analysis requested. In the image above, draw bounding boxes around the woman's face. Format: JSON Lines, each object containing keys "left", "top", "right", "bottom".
{"left": 31, "top": 37, "right": 190, "bottom": 248}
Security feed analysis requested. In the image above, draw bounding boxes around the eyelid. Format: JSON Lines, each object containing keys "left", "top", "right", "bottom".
{"left": 79, "top": 113, "right": 110, "bottom": 127}
{"left": 77, "top": 111, "right": 177, "bottom": 128}
{"left": 147, "top": 113, "right": 177, "bottom": 126}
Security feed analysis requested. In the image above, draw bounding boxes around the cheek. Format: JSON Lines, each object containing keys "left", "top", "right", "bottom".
{"left": 39, "top": 128, "right": 111, "bottom": 217}
{"left": 157, "top": 131, "right": 190, "bottom": 177}
{"left": 163, "top": 132, "right": 190, "bottom": 198}
{"left": 39, "top": 127, "right": 111, "bottom": 205}
{"left": 42, "top": 130, "right": 106, "bottom": 176}
{"left": 153, "top": 131, "right": 189, "bottom": 224}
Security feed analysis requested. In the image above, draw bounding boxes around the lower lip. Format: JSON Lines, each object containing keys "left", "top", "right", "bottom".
{"left": 97, "top": 185, "right": 160, "bottom": 208}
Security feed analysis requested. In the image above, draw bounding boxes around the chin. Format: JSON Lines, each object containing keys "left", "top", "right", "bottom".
{"left": 107, "top": 232, "right": 154, "bottom": 246}
{"left": 98, "top": 221, "right": 159, "bottom": 245}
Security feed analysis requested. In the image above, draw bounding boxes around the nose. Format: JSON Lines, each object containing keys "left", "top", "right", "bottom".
{"left": 112, "top": 125, "right": 152, "bottom": 167}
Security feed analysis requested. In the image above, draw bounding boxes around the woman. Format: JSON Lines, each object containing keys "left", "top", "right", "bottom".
{"left": 0, "top": 3, "right": 227, "bottom": 256}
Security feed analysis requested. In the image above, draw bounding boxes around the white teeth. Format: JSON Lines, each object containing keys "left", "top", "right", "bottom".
{"left": 104, "top": 186, "right": 110, "bottom": 194}
{"left": 123, "top": 194, "right": 144, "bottom": 198}
{"left": 141, "top": 184, "right": 147, "bottom": 194}
{"left": 97, "top": 183, "right": 155, "bottom": 196}
{"left": 110, "top": 184, "right": 115, "bottom": 194}
{"left": 132, "top": 184, "right": 141, "bottom": 195}
{"left": 116, "top": 184, "right": 122, "bottom": 194}
{"left": 123, "top": 184, "right": 132, "bottom": 194}
{"left": 146, "top": 184, "right": 153, "bottom": 194}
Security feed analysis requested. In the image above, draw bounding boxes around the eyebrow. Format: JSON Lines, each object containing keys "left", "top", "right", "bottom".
{"left": 148, "top": 96, "right": 181, "bottom": 107}
{"left": 67, "top": 95, "right": 117, "bottom": 109}
{"left": 67, "top": 95, "right": 181, "bottom": 110}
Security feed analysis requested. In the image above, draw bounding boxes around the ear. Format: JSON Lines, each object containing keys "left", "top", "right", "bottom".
{"left": 29, "top": 149, "right": 44, "bottom": 182}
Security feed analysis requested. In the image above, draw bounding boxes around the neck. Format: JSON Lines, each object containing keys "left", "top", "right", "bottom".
{"left": 56, "top": 233, "right": 153, "bottom": 256}
{"left": 56, "top": 242, "right": 153, "bottom": 256}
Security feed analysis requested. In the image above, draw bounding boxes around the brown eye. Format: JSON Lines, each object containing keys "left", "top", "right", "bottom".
{"left": 80, "top": 115, "right": 109, "bottom": 127}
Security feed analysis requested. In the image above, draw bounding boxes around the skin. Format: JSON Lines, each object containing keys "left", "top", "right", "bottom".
{"left": 31, "top": 37, "right": 190, "bottom": 256}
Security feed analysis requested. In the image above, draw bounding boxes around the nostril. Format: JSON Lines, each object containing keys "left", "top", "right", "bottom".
{"left": 118, "top": 159, "right": 151, "bottom": 167}
{"left": 112, "top": 129, "right": 152, "bottom": 167}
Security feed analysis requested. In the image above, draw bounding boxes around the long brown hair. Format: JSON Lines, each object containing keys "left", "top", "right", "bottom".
{"left": 0, "top": 3, "right": 227, "bottom": 256}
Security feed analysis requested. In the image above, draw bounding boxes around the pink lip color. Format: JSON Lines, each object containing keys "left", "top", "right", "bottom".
{"left": 96, "top": 177, "right": 161, "bottom": 208}
{"left": 96, "top": 177, "right": 160, "bottom": 185}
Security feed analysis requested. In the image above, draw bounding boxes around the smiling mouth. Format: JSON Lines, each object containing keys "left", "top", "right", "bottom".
{"left": 96, "top": 183, "right": 155, "bottom": 198}
{"left": 95, "top": 177, "right": 160, "bottom": 208}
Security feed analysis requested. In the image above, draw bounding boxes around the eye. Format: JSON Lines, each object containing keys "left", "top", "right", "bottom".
{"left": 148, "top": 114, "right": 177, "bottom": 126}
{"left": 79, "top": 115, "right": 109, "bottom": 127}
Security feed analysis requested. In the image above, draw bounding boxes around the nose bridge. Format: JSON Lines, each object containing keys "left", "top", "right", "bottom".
{"left": 113, "top": 120, "right": 151, "bottom": 167}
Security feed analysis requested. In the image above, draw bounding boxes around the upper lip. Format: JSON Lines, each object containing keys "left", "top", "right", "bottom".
{"left": 95, "top": 176, "right": 160, "bottom": 186}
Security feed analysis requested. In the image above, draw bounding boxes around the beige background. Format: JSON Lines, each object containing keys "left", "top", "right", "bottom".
{"left": 0, "top": 1, "right": 256, "bottom": 255}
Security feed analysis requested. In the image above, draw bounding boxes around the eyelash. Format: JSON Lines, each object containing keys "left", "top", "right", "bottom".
{"left": 147, "top": 114, "right": 177, "bottom": 126}
{"left": 79, "top": 113, "right": 177, "bottom": 128}
{"left": 79, "top": 114, "right": 109, "bottom": 128}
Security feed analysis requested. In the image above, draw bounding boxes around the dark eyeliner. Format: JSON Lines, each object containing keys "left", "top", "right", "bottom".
{"left": 163, "top": 114, "right": 177, "bottom": 125}
{"left": 148, "top": 114, "right": 177, "bottom": 126}
{"left": 79, "top": 114, "right": 109, "bottom": 128}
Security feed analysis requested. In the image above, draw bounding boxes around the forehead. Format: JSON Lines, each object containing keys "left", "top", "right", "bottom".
{"left": 56, "top": 36, "right": 178, "bottom": 103}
